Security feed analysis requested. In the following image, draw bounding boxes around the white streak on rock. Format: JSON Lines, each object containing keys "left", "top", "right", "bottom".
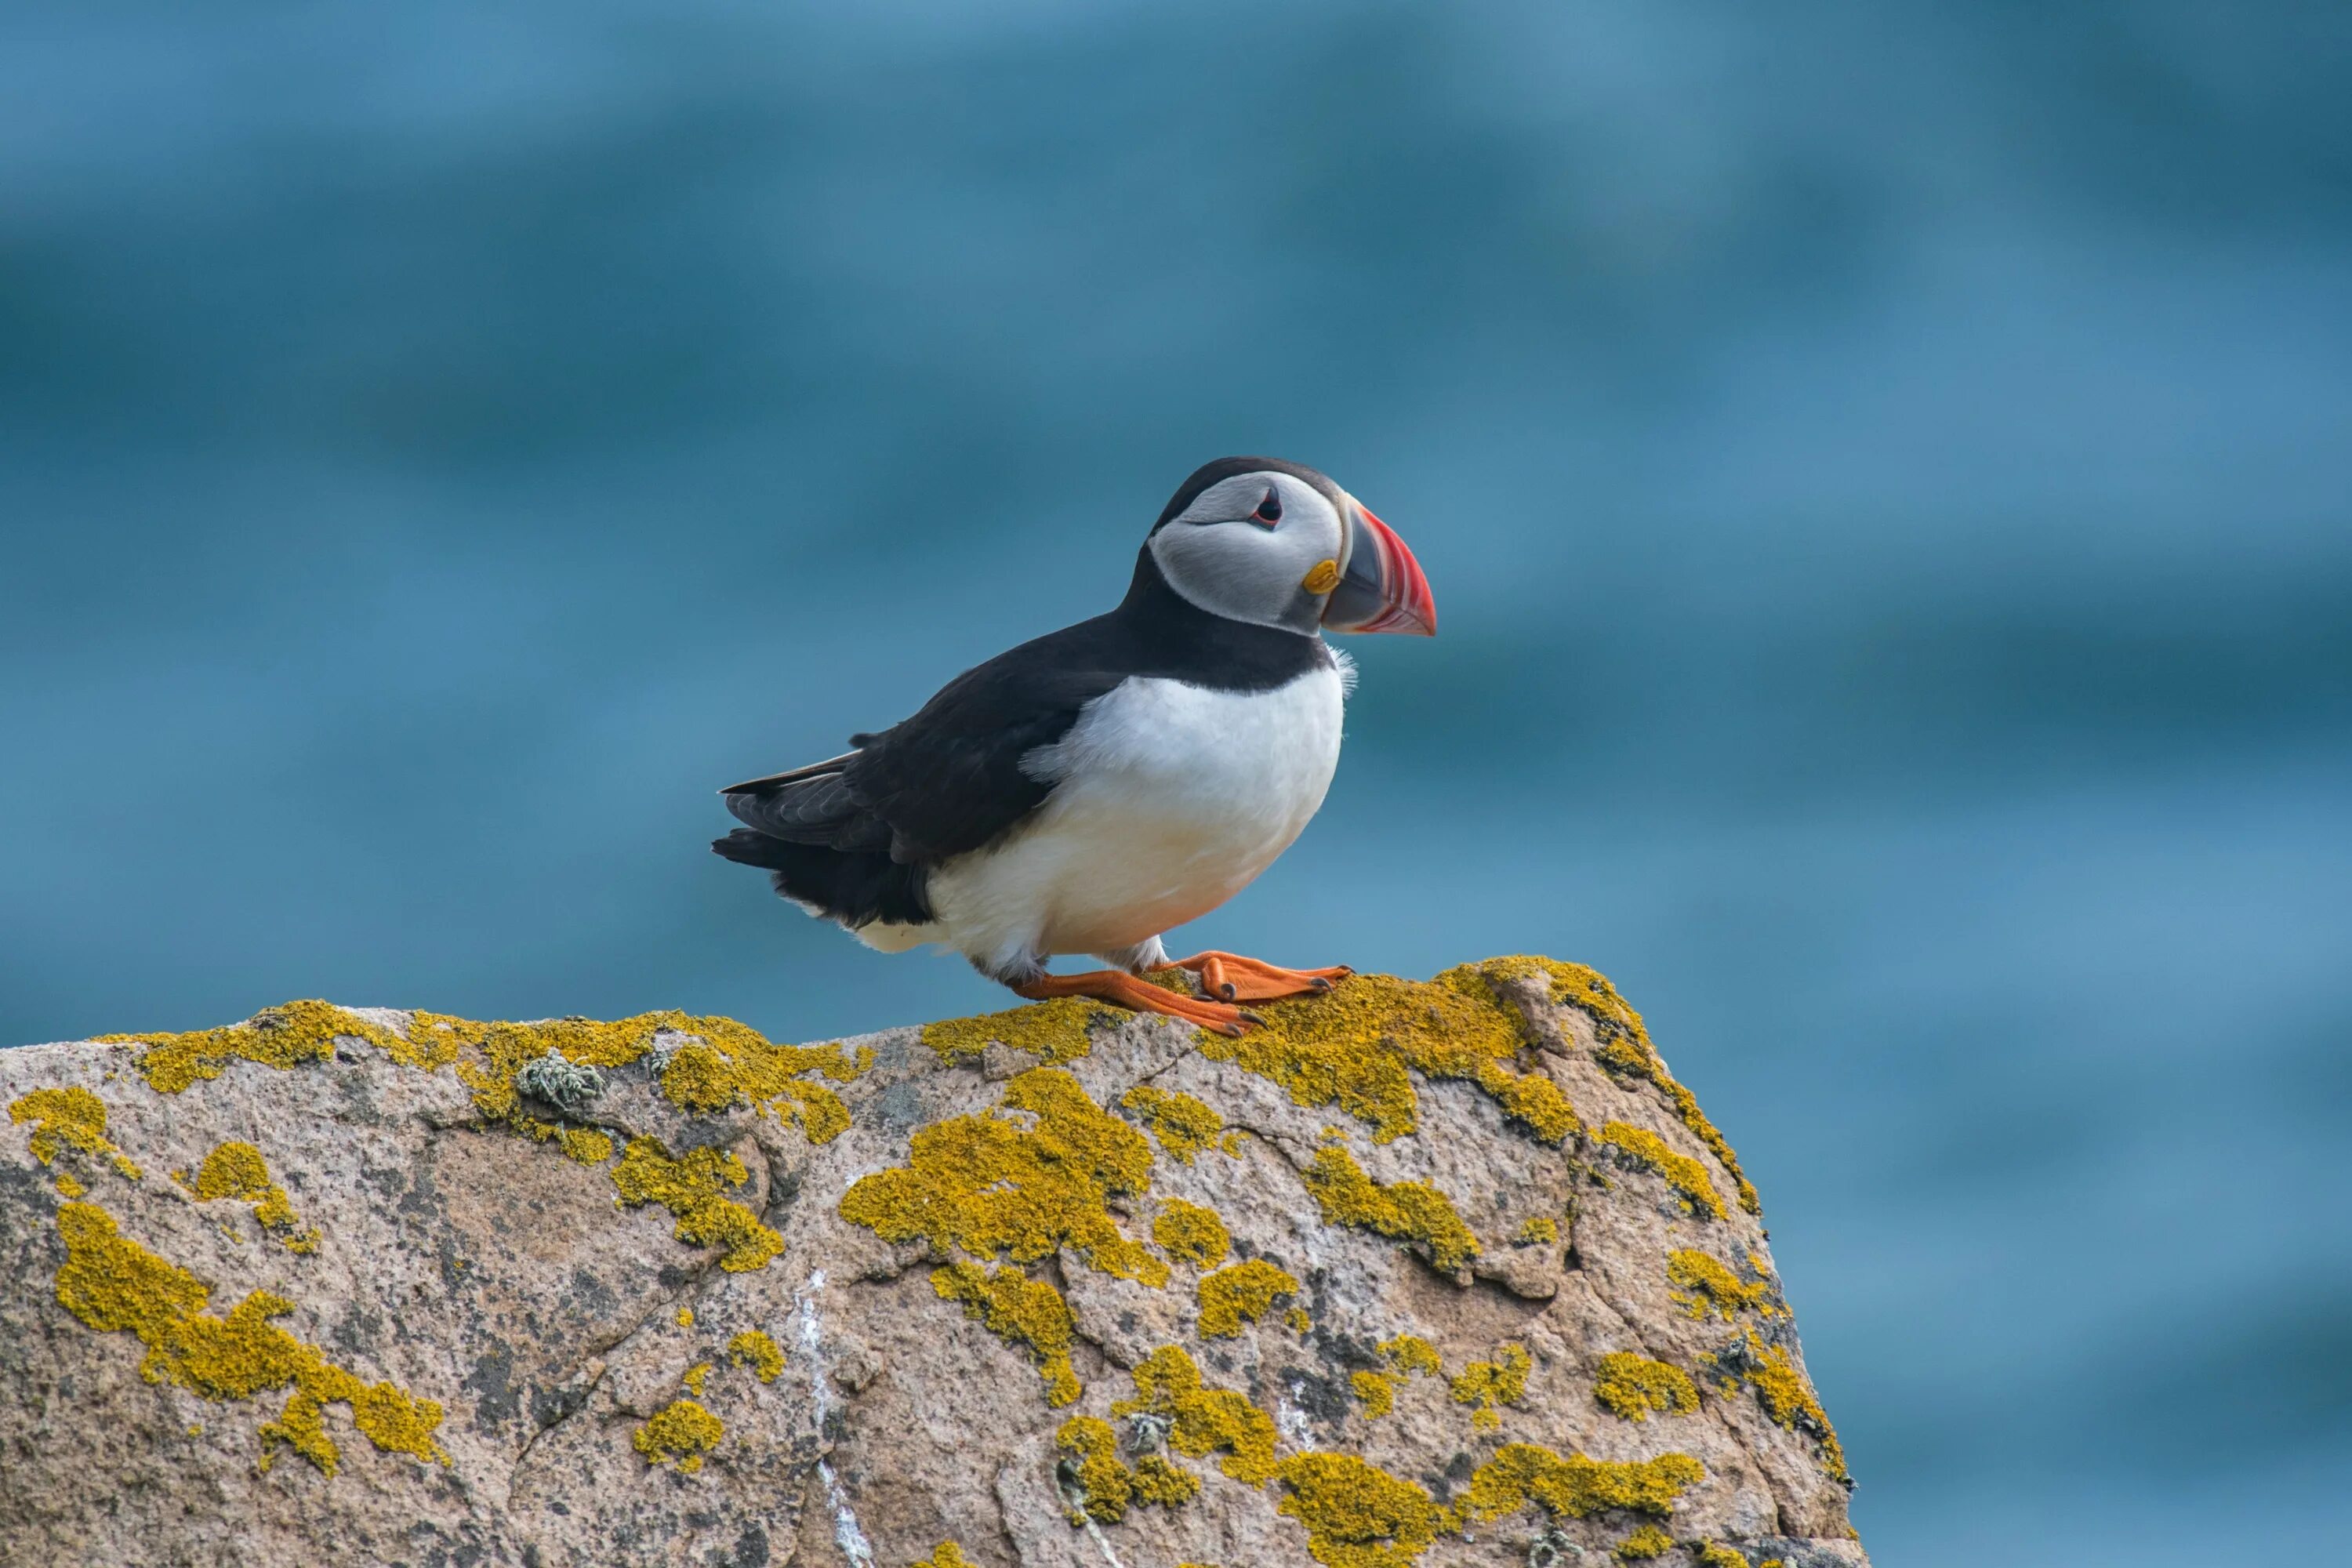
{"left": 1079, "top": 1516, "right": 1126, "bottom": 1568}
{"left": 796, "top": 1271, "right": 874, "bottom": 1566}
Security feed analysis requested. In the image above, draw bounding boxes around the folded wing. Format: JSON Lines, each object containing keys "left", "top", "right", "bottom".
{"left": 713, "top": 618, "right": 1133, "bottom": 926}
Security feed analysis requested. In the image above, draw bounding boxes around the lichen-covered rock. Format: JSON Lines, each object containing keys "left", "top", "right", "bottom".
{"left": 0, "top": 959, "right": 1867, "bottom": 1568}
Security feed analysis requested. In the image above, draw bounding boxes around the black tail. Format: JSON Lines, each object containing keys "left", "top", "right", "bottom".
{"left": 712, "top": 829, "right": 931, "bottom": 928}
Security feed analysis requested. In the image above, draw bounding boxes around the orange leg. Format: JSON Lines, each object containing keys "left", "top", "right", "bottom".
{"left": 1164, "top": 951, "right": 1354, "bottom": 1004}
{"left": 1012, "top": 970, "right": 1260, "bottom": 1037}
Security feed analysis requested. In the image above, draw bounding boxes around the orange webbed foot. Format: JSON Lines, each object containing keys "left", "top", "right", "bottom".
{"left": 1011, "top": 970, "right": 1260, "bottom": 1037}
{"left": 1163, "top": 951, "right": 1355, "bottom": 1004}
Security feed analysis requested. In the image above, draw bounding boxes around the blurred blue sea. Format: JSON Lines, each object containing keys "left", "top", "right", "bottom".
{"left": 3, "top": 3, "right": 2347, "bottom": 1561}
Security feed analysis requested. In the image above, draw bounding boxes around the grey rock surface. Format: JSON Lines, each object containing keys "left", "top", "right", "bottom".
{"left": 0, "top": 960, "right": 1864, "bottom": 1568}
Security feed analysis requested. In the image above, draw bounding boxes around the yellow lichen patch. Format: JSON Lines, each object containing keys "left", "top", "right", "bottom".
{"left": 1054, "top": 1414, "right": 1200, "bottom": 1523}
{"left": 655, "top": 1041, "right": 737, "bottom": 1113}
{"left": 1697, "top": 1543, "right": 1753, "bottom": 1567}
{"left": 1595, "top": 1122, "right": 1725, "bottom": 1221}
{"left": 1287, "top": 1305, "right": 1313, "bottom": 1334}
{"left": 113, "top": 1000, "right": 862, "bottom": 1149}
{"left": 1132, "top": 1452, "right": 1201, "bottom": 1508}
{"left": 839, "top": 1068, "right": 1165, "bottom": 1287}
{"left": 1054, "top": 1417, "right": 1123, "bottom": 1521}
{"left": 558, "top": 1127, "right": 613, "bottom": 1164}
{"left": 676, "top": 1306, "right": 695, "bottom": 1327}
{"left": 9, "top": 1087, "right": 142, "bottom": 1179}
{"left": 1275, "top": 1451, "right": 1450, "bottom": 1568}
{"left": 1196, "top": 1258, "right": 1299, "bottom": 1338}
{"left": 1515, "top": 1217, "right": 1559, "bottom": 1245}
{"left": 111, "top": 1000, "right": 360, "bottom": 1094}
{"left": 611, "top": 1138, "right": 783, "bottom": 1273}
{"left": 1468, "top": 1061, "right": 1581, "bottom": 1145}
{"left": 1486, "top": 956, "right": 1761, "bottom": 1217}
{"left": 913, "top": 1544, "right": 978, "bottom": 1568}
{"left": 1114, "top": 1345, "right": 1279, "bottom": 1485}
{"left": 1200, "top": 969, "right": 1578, "bottom": 1147}
{"left": 934, "top": 1261, "right": 1082, "bottom": 1406}
{"left": 9, "top": 1087, "right": 109, "bottom": 1163}
{"left": 923, "top": 996, "right": 1115, "bottom": 1065}
{"left": 769, "top": 1078, "right": 852, "bottom": 1145}
{"left": 1667, "top": 1250, "right": 1780, "bottom": 1322}
{"left": 1302, "top": 1147, "right": 1479, "bottom": 1273}
{"left": 1450, "top": 1342, "right": 1531, "bottom": 1432}
{"left": 681, "top": 1361, "right": 713, "bottom": 1396}
{"left": 1152, "top": 1199, "right": 1232, "bottom": 1269}
{"left": 1453, "top": 1443, "right": 1705, "bottom": 1526}
{"left": 55, "top": 1172, "right": 87, "bottom": 1199}
{"left": 1615, "top": 1524, "right": 1675, "bottom": 1559}
{"left": 508, "top": 1113, "right": 566, "bottom": 1154}
{"left": 633, "top": 1396, "right": 724, "bottom": 1474}
{"left": 191, "top": 1142, "right": 319, "bottom": 1254}
{"left": 1121, "top": 1084, "right": 1229, "bottom": 1163}
{"left": 728, "top": 1330, "right": 784, "bottom": 1384}
{"left": 1594, "top": 1352, "right": 1698, "bottom": 1422}
{"left": 1278, "top": 1432, "right": 1704, "bottom": 1565}
{"left": 637, "top": 1033, "right": 849, "bottom": 1140}
{"left": 351, "top": 1009, "right": 456, "bottom": 1071}
{"left": 563, "top": 1011, "right": 862, "bottom": 1139}
{"left": 1355, "top": 1333, "right": 1443, "bottom": 1418}
{"left": 1381, "top": 1334, "right": 1443, "bottom": 1377}
{"left": 1726, "top": 1330, "right": 1849, "bottom": 1483}
{"left": 50, "top": 1201, "right": 447, "bottom": 1475}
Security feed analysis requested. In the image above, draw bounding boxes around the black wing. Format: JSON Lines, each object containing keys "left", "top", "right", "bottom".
{"left": 843, "top": 666, "right": 1122, "bottom": 863}
{"left": 721, "top": 615, "right": 1134, "bottom": 869}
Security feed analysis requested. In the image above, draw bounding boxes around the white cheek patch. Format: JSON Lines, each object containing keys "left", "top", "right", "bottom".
{"left": 1149, "top": 503, "right": 1345, "bottom": 632}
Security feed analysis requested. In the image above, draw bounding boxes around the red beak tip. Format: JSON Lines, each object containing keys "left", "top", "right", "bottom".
{"left": 1345, "top": 505, "right": 1438, "bottom": 637}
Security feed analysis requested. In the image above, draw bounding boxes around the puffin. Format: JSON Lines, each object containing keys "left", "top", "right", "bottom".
{"left": 712, "top": 456, "right": 1436, "bottom": 1036}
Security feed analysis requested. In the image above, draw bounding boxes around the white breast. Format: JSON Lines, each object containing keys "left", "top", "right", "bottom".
{"left": 916, "top": 662, "right": 1348, "bottom": 970}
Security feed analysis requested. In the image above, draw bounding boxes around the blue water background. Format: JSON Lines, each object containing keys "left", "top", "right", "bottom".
{"left": 3, "top": 4, "right": 2347, "bottom": 1560}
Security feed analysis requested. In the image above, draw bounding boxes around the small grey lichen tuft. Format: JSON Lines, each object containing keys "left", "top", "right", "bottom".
{"left": 1123, "top": 1410, "right": 1173, "bottom": 1456}
{"left": 645, "top": 1031, "right": 693, "bottom": 1077}
{"left": 514, "top": 1053, "right": 604, "bottom": 1116}
{"left": 1526, "top": 1526, "right": 1588, "bottom": 1567}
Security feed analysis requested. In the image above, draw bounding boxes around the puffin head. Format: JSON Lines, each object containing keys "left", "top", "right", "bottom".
{"left": 1145, "top": 456, "right": 1436, "bottom": 638}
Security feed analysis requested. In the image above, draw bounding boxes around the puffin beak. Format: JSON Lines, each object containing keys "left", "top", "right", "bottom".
{"left": 1321, "top": 502, "right": 1436, "bottom": 636}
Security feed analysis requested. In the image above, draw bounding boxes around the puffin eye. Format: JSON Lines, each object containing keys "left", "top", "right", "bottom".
{"left": 1252, "top": 488, "right": 1283, "bottom": 525}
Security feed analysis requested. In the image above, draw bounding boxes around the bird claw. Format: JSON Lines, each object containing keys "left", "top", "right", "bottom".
{"left": 1167, "top": 952, "right": 1355, "bottom": 1004}
{"left": 1014, "top": 968, "right": 1258, "bottom": 1036}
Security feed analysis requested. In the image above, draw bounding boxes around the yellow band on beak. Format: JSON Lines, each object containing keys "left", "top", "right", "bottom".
{"left": 1301, "top": 558, "right": 1341, "bottom": 595}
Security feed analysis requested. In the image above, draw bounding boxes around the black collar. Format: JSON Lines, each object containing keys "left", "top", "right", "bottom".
{"left": 1101, "top": 546, "right": 1331, "bottom": 691}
